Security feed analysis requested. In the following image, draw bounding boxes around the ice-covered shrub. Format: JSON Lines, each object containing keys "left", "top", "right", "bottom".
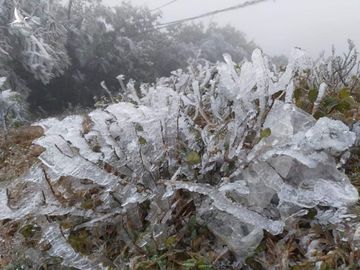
{"left": 0, "top": 48, "right": 358, "bottom": 269}
{"left": 287, "top": 40, "right": 360, "bottom": 122}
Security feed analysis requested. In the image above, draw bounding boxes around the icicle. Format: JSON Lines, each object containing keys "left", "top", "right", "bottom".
{"left": 312, "top": 82, "right": 327, "bottom": 114}
{"left": 285, "top": 80, "right": 294, "bottom": 103}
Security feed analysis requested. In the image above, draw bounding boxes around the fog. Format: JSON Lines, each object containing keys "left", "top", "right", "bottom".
{"left": 104, "top": 0, "right": 360, "bottom": 57}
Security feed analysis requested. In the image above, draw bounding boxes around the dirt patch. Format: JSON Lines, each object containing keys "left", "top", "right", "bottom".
{"left": 0, "top": 126, "right": 45, "bottom": 182}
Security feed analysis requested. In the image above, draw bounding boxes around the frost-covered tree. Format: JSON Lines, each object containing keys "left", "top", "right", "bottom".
{"left": 0, "top": 0, "right": 263, "bottom": 115}
{"left": 25, "top": 1, "right": 260, "bottom": 113}
{"left": 0, "top": 0, "right": 70, "bottom": 84}
{"left": 169, "top": 23, "right": 257, "bottom": 63}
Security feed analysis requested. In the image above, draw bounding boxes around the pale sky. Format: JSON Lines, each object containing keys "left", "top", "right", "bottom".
{"left": 102, "top": 0, "right": 360, "bottom": 57}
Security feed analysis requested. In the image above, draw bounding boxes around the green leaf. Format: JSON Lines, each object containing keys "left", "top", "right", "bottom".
{"left": 338, "top": 88, "right": 351, "bottom": 99}
{"left": 308, "top": 88, "right": 318, "bottom": 103}
{"left": 198, "top": 262, "right": 213, "bottom": 270}
{"left": 294, "top": 88, "right": 302, "bottom": 101}
{"left": 164, "top": 236, "right": 177, "bottom": 248}
{"left": 138, "top": 136, "right": 147, "bottom": 145}
{"left": 20, "top": 224, "right": 38, "bottom": 239}
{"left": 186, "top": 151, "right": 201, "bottom": 165}
{"left": 305, "top": 208, "right": 317, "bottom": 220}
{"left": 323, "top": 96, "right": 339, "bottom": 113}
{"left": 335, "top": 99, "right": 352, "bottom": 113}
{"left": 182, "top": 259, "right": 197, "bottom": 268}
{"left": 260, "top": 128, "right": 271, "bottom": 139}
{"left": 343, "top": 96, "right": 356, "bottom": 105}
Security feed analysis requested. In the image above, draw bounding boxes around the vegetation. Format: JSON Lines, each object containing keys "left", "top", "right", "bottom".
{"left": 0, "top": 1, "right": 360, "bottom": 270}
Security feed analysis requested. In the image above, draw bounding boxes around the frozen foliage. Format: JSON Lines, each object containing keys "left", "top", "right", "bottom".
{"left": 8, "top": 7, "right": 69, "bottom": 84}
{"left": 0, "top": 77, "right": 27, "bottom": 132}
{"left": 0, "top": 2, "right": 70, "bottom": 85}
{"left": 313, "top": 40, "right": 360, "bottom": 91}
{"left": 0, "top": 48, "right": 358, "bottom": 268}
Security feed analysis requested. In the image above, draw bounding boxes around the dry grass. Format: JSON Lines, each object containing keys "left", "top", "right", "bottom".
{"left": 0, "top": 126, "right": 44, "bottom": 182}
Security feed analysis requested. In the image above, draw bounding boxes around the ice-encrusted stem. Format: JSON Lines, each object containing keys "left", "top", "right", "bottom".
{"left": 165, "top": 181, "right": 284, "bottom": 235}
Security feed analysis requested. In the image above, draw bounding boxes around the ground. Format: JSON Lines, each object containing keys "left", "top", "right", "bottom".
{"left": 0, "top": 126, "right": 44, "bottom": 182}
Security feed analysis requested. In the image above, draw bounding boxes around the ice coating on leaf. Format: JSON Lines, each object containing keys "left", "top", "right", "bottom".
{"left": 35, "top": 132, "right": 119, "bottom": 187}
{"left": 249, "top": 100, "right": 358, "bottom": 210}
{"left": 38, "top": 116, "right": 101, "bottom": 163}
{"left": 219, "top": 47, "right": 312, "bottom": 106}
{"left": 219, "top": 49, "right": 277, "bottom": 103}
{"left": 353, "top": 121, "right": 360, "bottom": 146}
{"left": 304, "top": 117, "right": 356, "bottom": 154}
{"left": 276, "top": 48, "right": 313, "bottom": 103}
{"left": 313, "top": 82, "right": 327, "bottom": 108}
{"left": 252, "top": 48, "right": 276, "bottom": 96}
{"left": 197, "top": 210, "right": 264, "bottom": 258}
{"left": 0, "top": 165, "right": 96, "bottom": 221}
{"left": 42, "top": 224, "right": 105, "bottom": 270}
{"left": 218, "top": 53, "right": 244, "bottom": 100}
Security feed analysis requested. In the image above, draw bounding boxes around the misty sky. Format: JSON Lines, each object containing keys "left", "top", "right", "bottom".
{"left": 103, "top": 0, "right": 360, "bottom": 57}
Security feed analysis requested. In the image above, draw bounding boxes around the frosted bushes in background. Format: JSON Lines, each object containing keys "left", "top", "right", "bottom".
{"left": 0, "top": 77, "right": 27, "bottom": 133}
